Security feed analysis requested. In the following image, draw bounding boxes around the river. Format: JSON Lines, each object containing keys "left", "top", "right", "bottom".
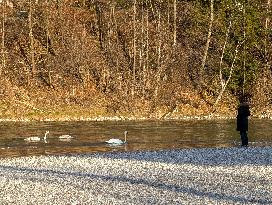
{"left": 0, "top": 119, "right": 271, "bottom": 157}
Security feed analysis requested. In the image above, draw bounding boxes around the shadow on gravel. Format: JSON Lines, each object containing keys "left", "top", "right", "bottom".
{"left": 0, "top": 164, "right": 271, "bottom": 205}
{"left": 83, "top": 146, "right": 272, "bottom": 166}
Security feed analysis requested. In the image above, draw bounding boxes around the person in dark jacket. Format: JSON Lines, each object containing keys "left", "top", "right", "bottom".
{"left": 236, "top": 100, "right": 251, "bottom": 147}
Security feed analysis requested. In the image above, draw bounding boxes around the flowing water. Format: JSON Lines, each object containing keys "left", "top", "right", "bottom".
{"left": 0, "top": 119, "right": 271, "bottom": 157}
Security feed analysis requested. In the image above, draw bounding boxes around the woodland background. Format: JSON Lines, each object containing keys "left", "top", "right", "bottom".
{"left": 0, "top": 0, "right": 272, "bottom": 120}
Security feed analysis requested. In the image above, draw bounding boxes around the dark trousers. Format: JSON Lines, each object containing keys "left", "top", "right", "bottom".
{"left": 240, "top": 131, "right": 248, "bottom": 146}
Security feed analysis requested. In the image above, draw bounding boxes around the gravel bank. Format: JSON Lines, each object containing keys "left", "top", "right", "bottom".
{"left": 0, "top": 147, "right": 271, "bottom": 204}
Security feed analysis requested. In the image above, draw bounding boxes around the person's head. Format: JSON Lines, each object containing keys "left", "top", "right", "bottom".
{"left": 239, "top": 94, "right": 250, "bottom": 104}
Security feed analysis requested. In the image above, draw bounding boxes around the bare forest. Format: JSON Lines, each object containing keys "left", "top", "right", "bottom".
{"left": 0, "top": 0, "right": 272, "bottom": 120}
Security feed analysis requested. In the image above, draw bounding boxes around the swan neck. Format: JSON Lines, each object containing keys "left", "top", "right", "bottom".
{"left": 44, "top": 132, "right": 48, "bottom": 140}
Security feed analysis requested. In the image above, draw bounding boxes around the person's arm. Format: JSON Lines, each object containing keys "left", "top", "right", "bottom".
{"left": 246, "top": 105, "right": 250, "bottom": 116}
{"left": 247, "top": 109, "right": 251, "bottom": 117}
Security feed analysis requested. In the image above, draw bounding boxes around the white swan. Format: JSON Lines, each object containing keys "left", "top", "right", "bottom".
{"left": 59, "top": 134, "right": 73, "bottom": 139}
{"left": 24, "top": 131, "right": 49, "bottom": 142}
{"left": 105, "top": 131, "right": 128, "bottom": 145}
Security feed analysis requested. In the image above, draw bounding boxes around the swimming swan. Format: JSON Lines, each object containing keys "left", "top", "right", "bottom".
{"left": 24, "top": 131, "right": 49, "bottom": 142}
{"left": 59, "top": 134, "right": 73, "bottom": 139}
{"left": 105, "top": 131, "right": 128, "bottom": 144}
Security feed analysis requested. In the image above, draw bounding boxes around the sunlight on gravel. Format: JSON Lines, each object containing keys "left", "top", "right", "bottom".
{"left": 0, "top": 147, "right": 271, "bottom": 204}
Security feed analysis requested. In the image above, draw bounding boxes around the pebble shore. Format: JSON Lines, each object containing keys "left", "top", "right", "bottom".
{"left": 0, "top": 147, "right": 271, "bottom": 204}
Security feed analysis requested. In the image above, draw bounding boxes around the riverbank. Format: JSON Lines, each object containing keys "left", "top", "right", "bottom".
{"left": 0, "top": 147, "right": 271, "bottom": 204}
{"left": 1, "top": 99, "right": 272, "bottom": 122}
{"left": 1, "top": 114, "right": 272, "bottom": 122}
{"left": 1, "top": 97, "right": 237, "bottom": 122}
{"left": 0, "top": 114, "right": 236, "bottom": 122}
{"left": 1, "top": 80, "right": 272, "bottom": 122}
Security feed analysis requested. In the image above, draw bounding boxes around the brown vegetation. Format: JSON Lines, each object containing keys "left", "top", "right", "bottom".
{"left": 0, "top": 0, "right": 271, "bottom": 120}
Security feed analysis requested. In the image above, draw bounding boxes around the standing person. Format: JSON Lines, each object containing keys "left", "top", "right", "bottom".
{"left": 236, "top": 98, "right": 251, "bottom": 147}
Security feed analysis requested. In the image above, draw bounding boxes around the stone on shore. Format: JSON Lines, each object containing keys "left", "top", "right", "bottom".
{"left": 0, "top": 147, "right": 271, "bottom": 204}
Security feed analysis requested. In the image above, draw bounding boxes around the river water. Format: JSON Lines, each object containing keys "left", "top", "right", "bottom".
{"left": 0, "top": 119, "right": 271, "bottom": 157}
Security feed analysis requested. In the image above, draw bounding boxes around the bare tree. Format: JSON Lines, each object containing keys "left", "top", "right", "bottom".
{"left": 201, "top": 0, "right": 214, "bottom": 79}
{"left": 219, "top": 20, "right": 232, "bottom": 90}
{"left": 82, "top": 0, "right": 86, "bottom": 38}
{"left": 1, "top": 0, "right": 6, "bottom": 76}
{"left": 242, "top": 1, "right": 246, "bottom": 95}
{"left": 173, "top": 0, "right": 176, "bottom": 46}
{"left": 265, "top": 0, "right": 271, "bottom": 67}
{"left": 56, "top": 0, "right": 64, "bottom": 45}
{"left": 29, "top": 0, "right": 36, "bottom": 75}
{"left": 143, "top": 4, "right": 149, "bottom": 97}
{"left": 140, "top": 0, "right": 144, "bottom": 86}
{"left": 167, "top": 0, "right": 170, "bottom": 27}
{"left": 45, "top": 0, "right": 53, "bottom": 86}
{"left": 132, "top": 0, "right": 137, "bottom": 97}
{"left": 154, "top": 0, "right": 162, "bottom": 98}
{"left": 213, "top": 42, "right": 242, "bottom": 112}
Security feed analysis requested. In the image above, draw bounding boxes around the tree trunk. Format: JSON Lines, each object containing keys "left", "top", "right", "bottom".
{"left": 140, "top": 0, "right": 144, "bottom": 89}
{"left": 173, "top": 0, "right": 176, "bottom": 46}
{"left": 56, "top": 0, "right": 64, "bottom": 45}
{"left": 29, "top": 0, "right": 36, "bottom": 75}
{"left": 167, "top": 0, "right": 170, "bottom": 27}
{"left": 201, "top": 0, "right": 214, "bottom": 80}
{"left": 213, "top": 43, "right": 241, "bottom": 112}
{"left": 132, "top": 0, "right": 137, "bottom": 97}
{"left": 154, "top": 0, "right": 162, "bottom": 98}
{"left": 242, "top": 2, "right": 246, "bottom": 95}
{"left": 143, "top": 6, "right": 149, "bottom": 97}
{"left": 219, "top": 20, "right": 232, "bottom": 89}
{"left": 1, "top": 0, "right": 6, "bottom": 76}
{"left": 265, "top": 0, "right": 271, "bottom": 68}
{"left": 45, "top": 0, "right": 52, "bottom": 87}
{"left": 82, "top": 0, "right": 86, "bottom": 38}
